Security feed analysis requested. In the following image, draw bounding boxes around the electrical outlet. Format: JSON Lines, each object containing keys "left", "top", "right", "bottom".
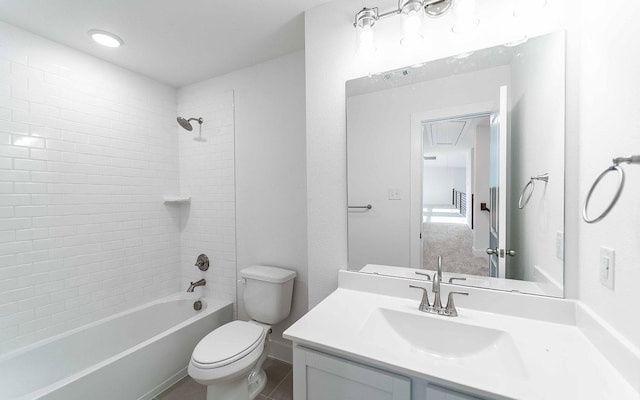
{"left": 555, "top": 232, "right": 564, "bottom": 260}
{"left": 599, "top": 247, "right": 615, "bottom": 290}
{"left": 388, "top": 188, "right": 401, "bottom": 200}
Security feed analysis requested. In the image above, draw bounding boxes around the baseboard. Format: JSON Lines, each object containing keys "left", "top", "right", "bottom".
{"left": 269, "top": 338, "right": 293, "bottom": 364}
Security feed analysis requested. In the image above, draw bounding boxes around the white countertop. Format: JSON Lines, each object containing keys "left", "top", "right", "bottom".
{"left": 284, "top": 287, "right": 639, "bottom": 400}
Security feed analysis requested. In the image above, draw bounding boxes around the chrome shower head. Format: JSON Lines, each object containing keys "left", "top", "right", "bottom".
{"left": 177, "top": 116, "right": 203, "bottom": 131}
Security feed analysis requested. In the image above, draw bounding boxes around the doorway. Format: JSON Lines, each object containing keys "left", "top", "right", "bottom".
{"left": 421, "top": 114, "right": 491, "bottom": 275}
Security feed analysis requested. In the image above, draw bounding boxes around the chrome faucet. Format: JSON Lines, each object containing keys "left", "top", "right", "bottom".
{"left": 187, "top": 278, "right": 206, "bottom": 292}
{"left": 409, "top": 256, "right": 469, "bottom": 317}
{"left": 432, "top": 256, "right": 443, "bottom": 310}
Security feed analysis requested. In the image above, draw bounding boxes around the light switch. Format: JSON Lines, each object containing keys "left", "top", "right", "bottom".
{"left": 388, "top": 188, "right": 401, "bottom": 200}
{"left": 599, "top": 247, "right": 615, "bottom": 290}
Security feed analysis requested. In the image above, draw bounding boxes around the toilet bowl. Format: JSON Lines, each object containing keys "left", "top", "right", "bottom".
{"left": 188, "top": 265, "right": 296, "bottom": 400}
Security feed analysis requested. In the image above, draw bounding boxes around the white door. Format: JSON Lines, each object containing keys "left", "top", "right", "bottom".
{"left": 488, "top": 86, "right": 509, "bottom": 278}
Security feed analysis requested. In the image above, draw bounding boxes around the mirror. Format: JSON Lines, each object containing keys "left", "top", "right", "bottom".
{"left": 346, "top": 31, "right": 565, "bottom": 297}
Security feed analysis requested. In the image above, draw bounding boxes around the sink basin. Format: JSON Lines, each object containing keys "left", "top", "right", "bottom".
{"left": 358, "top": 308, "right": 527, "bottom": 378}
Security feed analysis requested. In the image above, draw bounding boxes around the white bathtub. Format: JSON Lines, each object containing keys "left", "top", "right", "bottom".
{"left": 0, "top": 293, "right": 233, "bottom": 400}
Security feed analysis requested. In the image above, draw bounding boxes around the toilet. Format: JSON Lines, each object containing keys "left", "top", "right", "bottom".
{"left": 188, "top": 265, "right": 296, "bottom": 400}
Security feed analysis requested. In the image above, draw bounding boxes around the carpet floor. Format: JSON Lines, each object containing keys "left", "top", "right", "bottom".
{"left": 422, "top": 204, "right": 489, "bottom": 276}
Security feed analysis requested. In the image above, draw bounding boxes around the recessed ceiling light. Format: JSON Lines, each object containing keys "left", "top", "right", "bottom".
{"left": 88, "top": 29, "right": 124, "bottom": 48}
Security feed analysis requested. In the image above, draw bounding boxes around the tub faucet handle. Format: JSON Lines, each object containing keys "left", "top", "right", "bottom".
{"left": 195, "top": 254, "right": 209, "bottom": 271}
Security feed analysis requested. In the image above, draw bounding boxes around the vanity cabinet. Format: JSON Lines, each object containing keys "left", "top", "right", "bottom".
{"left": 293, "top": 346, "right": 485, "bottom": 400}
{"left": 293, "top": 346, "right": 411, "bottom": 400}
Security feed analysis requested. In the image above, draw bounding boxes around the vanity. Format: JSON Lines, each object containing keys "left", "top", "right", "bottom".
{"left": 283, "top": 271, "right": 639, "bottom": 400}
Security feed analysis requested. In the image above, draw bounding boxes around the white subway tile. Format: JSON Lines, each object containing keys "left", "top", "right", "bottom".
{"left": 14, "top": 158, "right": 46, "bottom": 171}
{"left": 15, "top": 228, "right": 48, "bottom": 241}
{"left": 12, "top": 134, "right": 44, "bottom": 148}
{"left": 14, "top": 182, "right": 47, "bottom": 193}
{"left": 14, "top": 206, "right": 46, "bottom": 217}
{"left": 0, "top": 145, "right": 29, "bottom": 158}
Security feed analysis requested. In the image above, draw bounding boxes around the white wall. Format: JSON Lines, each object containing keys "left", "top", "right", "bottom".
{"left": 0, "top": 22, "right": 180, "bottom": 353}
{"left": 305, "top": 0, "right": 639, "bottom": 351}
{"left": 576, "top": 0, "right": 640, "bottom": 349}
{"left": 176, "top": 91, "right": 236, "bottom": 306}
{"left": 178, "top": 51, "right": 308, "bottom": 362}
{"left": 509, "top": 33, "right": 564, "bottom": 291}
{"left": 423, "top": 166, "right": 465, "bottom": 205}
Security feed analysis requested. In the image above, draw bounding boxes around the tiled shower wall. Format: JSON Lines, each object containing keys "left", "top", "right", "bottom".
{"left": 177, "top": 91, "right": 236, "bottom": 306}
{"left": 0, "top": 22, "right": 181, "bottom": 353}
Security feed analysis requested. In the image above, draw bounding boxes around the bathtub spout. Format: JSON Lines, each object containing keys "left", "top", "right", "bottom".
{"left": 187, "top": 279, "right": 206, "bottom": 292}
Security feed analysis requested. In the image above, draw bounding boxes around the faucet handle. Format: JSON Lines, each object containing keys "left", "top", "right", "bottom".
{"left": 415, "top": 271, "right": 431, "bottom": 280}
{"left": 409, "top": 285, "right": 431, "bottom": 312}
{"left": 444, "top": 291, "right": 469, "bottom": 317}
{"left": 448, "top": 277, "right": 467, "bottom": 284}
{"left": 195, "top": 254, "right": 209, "bottom": 271}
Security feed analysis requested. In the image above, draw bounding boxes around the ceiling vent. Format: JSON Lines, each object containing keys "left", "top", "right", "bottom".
{"left": 424, "top": 120, "right": 466, "bottom": 146}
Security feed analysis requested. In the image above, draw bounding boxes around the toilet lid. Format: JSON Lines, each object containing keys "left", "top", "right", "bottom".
{"left": 192, "top": 321, "right": 266, "bottom": 369}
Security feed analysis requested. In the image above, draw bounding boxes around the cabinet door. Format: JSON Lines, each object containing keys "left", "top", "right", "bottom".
{"left": 426, "top": 384, "right": 483, "bottom": 400}
{"left": 293, "top": 346, "right": 411, "bottom": 400}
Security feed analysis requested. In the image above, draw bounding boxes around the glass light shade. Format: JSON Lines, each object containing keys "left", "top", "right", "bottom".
{"left": 452, "top": 0, "right": 479, "bottom": 34}
{"left": 88, "top": 30, "right": 123, "bottom": 48}
{"left": 400, "top": 5, "right": 424, "bottom": 48}
{"left": 356, "top": 24, "right": 377, "bottom": 56}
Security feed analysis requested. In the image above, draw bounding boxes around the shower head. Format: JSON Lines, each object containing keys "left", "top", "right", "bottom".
{"left": 177, "top": 116, "right": 203, "bottom": 131}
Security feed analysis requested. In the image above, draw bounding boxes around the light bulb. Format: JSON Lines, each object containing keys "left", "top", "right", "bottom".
{"left": 357, "top": 24, "right": 376, "bottom": 56}
{"left": 401, "top": 8, "right": 424, "bottom": 48}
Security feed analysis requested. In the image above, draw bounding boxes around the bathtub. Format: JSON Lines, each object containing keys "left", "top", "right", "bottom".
{"left": 0, "top": 293, "right": 233, "bottom": 400}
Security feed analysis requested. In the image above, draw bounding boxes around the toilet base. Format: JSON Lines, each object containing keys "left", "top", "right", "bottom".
{"left": 204, "top": 367, "right": 266, "bottom": 400}
{"left": 205, "top": 376, "right": 249, "bottom": 400}
{"left": 248, "top": 368, "right": 267, "bottom": 399}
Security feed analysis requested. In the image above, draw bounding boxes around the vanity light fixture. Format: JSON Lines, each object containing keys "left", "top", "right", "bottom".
{"left": 88, "top": 29, "right": 124, "bottom": 48}
{"left": 353, "top": 0, "right": 466, "bottom": 54}
{"left": 354, "top": 8, "right": 378, "bottom": 56}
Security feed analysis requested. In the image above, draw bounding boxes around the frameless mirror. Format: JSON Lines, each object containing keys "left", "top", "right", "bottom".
{"left": 346, "top": 31, "right": 565, "bottom": 297}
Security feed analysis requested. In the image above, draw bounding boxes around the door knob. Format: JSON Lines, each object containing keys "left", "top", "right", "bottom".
{"left": 486, "top": 248, "right": 499, "bottom": 255}
{"left": 506, "top": 249, "right": 516, "bottom": 257}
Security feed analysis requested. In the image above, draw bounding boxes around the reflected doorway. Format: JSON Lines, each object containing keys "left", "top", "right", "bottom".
{"left": 422, "top": 114, "right": 491, "bottom": 275}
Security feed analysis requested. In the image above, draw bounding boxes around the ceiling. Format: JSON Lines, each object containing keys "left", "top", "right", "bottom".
{"left": 0, "top": 0, "right": 332, "bottom": 87}
{"left": 423, "top": 116, "right": 489, "bottom": 168}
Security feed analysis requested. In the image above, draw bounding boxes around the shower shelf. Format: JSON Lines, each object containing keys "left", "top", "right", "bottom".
{"left": 162, "top": 196, "right": 191, "bottom": 204}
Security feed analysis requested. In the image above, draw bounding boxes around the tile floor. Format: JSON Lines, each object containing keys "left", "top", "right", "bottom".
{"left": 155, "top": 358, "right": 293, "bottom": 400}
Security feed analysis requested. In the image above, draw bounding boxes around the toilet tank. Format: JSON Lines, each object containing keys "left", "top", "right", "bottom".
{"left": 240, "top": 265, "right": 296, "bottom": 325}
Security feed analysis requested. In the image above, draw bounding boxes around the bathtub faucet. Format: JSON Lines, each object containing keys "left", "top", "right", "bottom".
{"left": 187, "top": 279, "right": 206, "bottom": 292}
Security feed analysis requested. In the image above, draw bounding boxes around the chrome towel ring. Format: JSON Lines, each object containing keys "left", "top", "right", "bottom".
{"left": 583, "top": 155, "right": 640, "bottom": 223}
{"left": 518, "top": 173, "right": 549, "bottom": 209}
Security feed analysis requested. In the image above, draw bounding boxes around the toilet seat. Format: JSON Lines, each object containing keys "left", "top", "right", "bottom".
{"left": 189, "top": 320, "right": 270, "bottom": 385}
{"left": 191, "top": 321, "right": 267, "bottom": 369}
